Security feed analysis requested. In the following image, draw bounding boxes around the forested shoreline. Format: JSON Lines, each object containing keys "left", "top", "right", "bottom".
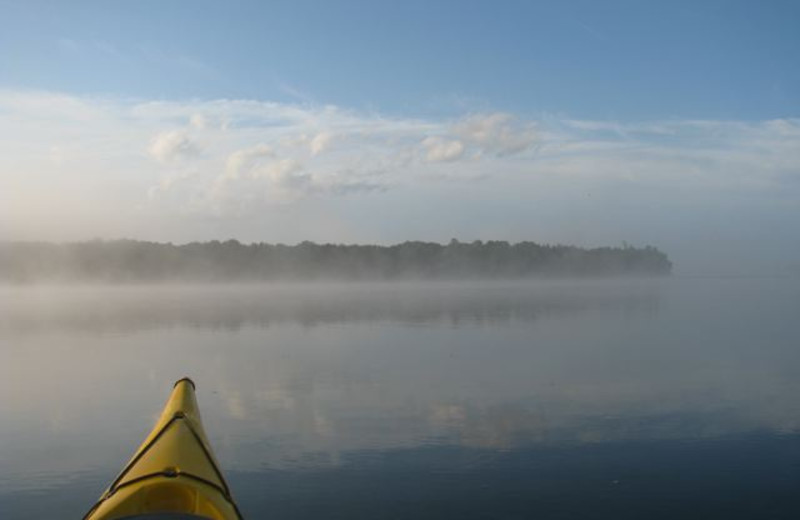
{"left": 0, "top": 239, "right": 672, "bottom": 282}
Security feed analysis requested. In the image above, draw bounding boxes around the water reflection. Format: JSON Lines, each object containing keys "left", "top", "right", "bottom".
{"left": 0, "top": 280, "right": 660, "bottom": 334}
{"left": 0, "top": 279, "right": 798, "bottom": 519}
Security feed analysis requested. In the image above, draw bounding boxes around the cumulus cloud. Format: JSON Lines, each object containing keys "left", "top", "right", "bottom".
{"left": 252, "top": 158, "right": 311, "bottom": 190}
{"left": 148, "top": 130, "right": 199, "bottom": 162}
{"left": 417, "top": 112, "right": 537, "bottom": 162}
{"left": 210, "top": 152, "right": 386, "bottom": 210}
{"left": 421, "top": 136, "right": 465, "bottom": 162}
{"left": 209, "top": 149, "right": 315, "bottom": 211}
{"left": 454, "top": 112, "right": 538, "bottom": 156}
{"left": 225, "top": 144, "right": 274, "bottom": 180}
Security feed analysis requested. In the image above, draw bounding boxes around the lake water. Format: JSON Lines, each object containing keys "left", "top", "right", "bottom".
{"left": 0, "top": 278, "right": 798, "bottom": 519}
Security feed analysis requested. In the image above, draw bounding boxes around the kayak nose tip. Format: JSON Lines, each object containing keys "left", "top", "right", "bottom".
{"left": 174, "top": 377, "right": 196, "bottom": 390}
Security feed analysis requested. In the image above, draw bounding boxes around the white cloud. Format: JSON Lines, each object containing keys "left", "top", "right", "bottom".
{"left": 148, "top": 130, "right": 199, "bottom": 162}
{"left": 206, "top": 157, "right": 314, "bottom": 212}
{"left": 189, "top": 113, "right": 208, "bottom": 130}
{"left": 225, "top": 144, "right": 274, "bottom": 180}
{"left": 453, "top": 112, "right": 538, "bottom": 156}
{"left": 1, "top": 88, "right": 799, "bottom": 273}
{"left": 421, "top": 136, "right": 465, "bottom": 162}
{"left": 257, "top": 159, "right": 312, "bottom": 191}
{"left": 310, "top": 131, "right": 335, "bottom": 156}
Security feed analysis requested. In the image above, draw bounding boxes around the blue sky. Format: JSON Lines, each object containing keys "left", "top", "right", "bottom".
{"left": 1, "top": 1, "right": 799, "bottom": 274}
{"left": 3, "top": 0, "right": 798, "bottom": 118}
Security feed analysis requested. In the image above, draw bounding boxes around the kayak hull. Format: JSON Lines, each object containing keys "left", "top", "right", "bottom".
{"left": 83, "top": 378, "right": 242, "bottom": 520}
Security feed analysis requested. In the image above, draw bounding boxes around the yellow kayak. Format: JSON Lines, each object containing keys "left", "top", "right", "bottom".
{"left": 83, "top": 378, "right": 243, "bottom": 520}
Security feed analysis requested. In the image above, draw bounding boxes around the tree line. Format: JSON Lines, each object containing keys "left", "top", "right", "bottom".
{"left": 0, "top": 239, "right": 672, "bottom": 282}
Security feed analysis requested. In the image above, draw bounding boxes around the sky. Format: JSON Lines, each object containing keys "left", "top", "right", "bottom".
{"left": 0, "top": 0, "right": 798, "bottom": 274}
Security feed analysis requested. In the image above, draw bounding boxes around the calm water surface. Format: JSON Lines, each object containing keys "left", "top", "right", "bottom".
{"left": 0, "top": 278, "right": 798, "bottom": 519}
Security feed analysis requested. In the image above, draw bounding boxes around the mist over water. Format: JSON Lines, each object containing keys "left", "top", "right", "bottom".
{"left": 1, "top": 278, "right": 798, "bottom": 519}
{"left": 0, "top": 280, "right": 661, "bottom": 333}
{"left": 0, "top": 239, "right": 672, "bottom": 283}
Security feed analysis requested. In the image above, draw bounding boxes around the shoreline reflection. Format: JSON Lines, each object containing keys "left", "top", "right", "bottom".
{"left": 0, "top": 280, "right": 661, "bottom": 335}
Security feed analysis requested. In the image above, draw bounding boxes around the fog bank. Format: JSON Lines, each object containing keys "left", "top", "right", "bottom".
{"left": 0, "top": 239, "right": 671, "bottom": 283}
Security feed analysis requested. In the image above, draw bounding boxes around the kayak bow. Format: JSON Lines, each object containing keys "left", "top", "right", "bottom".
{"left": 83, "top": 378, "right": 243, "bottom": 520}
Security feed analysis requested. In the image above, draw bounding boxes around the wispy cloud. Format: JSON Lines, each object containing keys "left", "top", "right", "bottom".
{"left": 55, "top": 37, "right": 219, "bottom": 81}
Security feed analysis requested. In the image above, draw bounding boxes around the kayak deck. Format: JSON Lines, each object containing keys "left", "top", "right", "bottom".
{"left": 83, "top": 378, "right": 243, "bottom": 520}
